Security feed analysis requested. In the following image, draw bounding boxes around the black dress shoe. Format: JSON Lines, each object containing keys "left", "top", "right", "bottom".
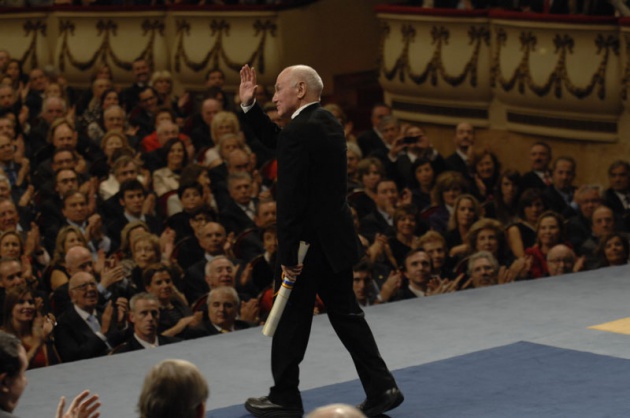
{"left": 357, "top": 387, "right": 404, "bottom": 417}
{"left": 244, "top": 396, "right": 304, "bottom": 418}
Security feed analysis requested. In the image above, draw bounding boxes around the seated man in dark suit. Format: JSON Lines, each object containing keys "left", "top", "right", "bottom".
{"left": 219, "top": 172, "right": 257, "bottom": 235}
{"left": 444, "top": 122, "right": 474, "bottom": 180}
{"left": 566, "top": 185, "right": 602, "bottom": 250}
{"left": 199, "top": 286, "right": 251, "bottom": 335}
{"left": 360, "top": 179, "right": 399, "bottom": 242}
{"left": 233, "top": 199, "right": 276, "bottom": 262}
{"left": 166, "top": 181, "right": 205, "bottom": 243}
{"left": 356, "top": 103, "right": 391, "bottom": 158}
{"left": 106, "top": 179, "right": 162, "bottom": 250}
{"left": 379, "top": 250, "right": 433, "bottom": 302}
{"left": 121, "top": 58, "right": 150, "bottom": 112}
{"left": 603, "top": 160, "right": 630, "bottom": 220}
{"left": 579, "top": 206, "right": 619, "bottom": 269}
{"left": 113, "top": 292, "right": 180, "bottom": 354}
{"left": 175, "top": 206, "right": 216, "bottom": 270}
{"left": 520, "top": 142, "right": 552, "bottom": 191}
{"left": 542, "top": 156, "right": 578, "bottom": 218}
{"left": 54, "top": 272, "right": 128, "bottom": 362}
{"left": 182, "top": 222, "right": 232, "bottom": 303}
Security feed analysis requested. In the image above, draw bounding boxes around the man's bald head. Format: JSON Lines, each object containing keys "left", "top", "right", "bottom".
{"left": 306, "top": 404, "right": 366, "bottom": 418}
{"left": 65, "top": 246, "right": 93, "bottom": 276}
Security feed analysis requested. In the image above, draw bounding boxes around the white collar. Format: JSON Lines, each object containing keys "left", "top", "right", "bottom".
{"left": 291, "top": 102, "right": 319, "bottom": 119}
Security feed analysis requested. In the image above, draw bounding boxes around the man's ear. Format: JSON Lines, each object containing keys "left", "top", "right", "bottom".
{"left": 296, "top": 81, "right": 306, "bottom": 100}
{"left": 195, "top": 401, "right": 206, "bottom": 418}
{"left": 0, "top": 372, "right": 9, "bottom": 392}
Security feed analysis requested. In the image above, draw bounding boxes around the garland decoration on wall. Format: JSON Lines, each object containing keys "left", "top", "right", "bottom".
{"left": 58, "top": 18, "right": 164, "bottom": 72}
{"left": 174, "top": 19, "right": 276, "bottom": 74}
{"left": 21, "top": 20, "right": 47, "bottom": 70}
{"left": 491, "top": 28, "right": 619, "bottom": 100}
{"left": 379, "top": 22, "right": 490, "bottom": 87}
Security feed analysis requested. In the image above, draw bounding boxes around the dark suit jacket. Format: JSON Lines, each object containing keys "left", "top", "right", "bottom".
{"left": 112, "top": 334, "right": 180, "bottom": 354}
{"left": 520, "top": 171, "right": 548, "bottom": 191}
{"left": 357, "top": 128, "right": 386, "bottom": 159}
{"left": 199, "top": 315, "right": 250, "bottom": 336}
{"left": 603, "top": 188, "right": 627, "bottom": 215}
{"left": 219, "top": 199, "right": 256, "bottom": 235}
{"left": 542, "top": 185, "right": 577, "bottom": 218}
{"left": 243, "top": 103, "right": 359, "bottom": 271}
{"left": 360, "top": 210, "right": 394, "bottom": 243}
{"left": 445, "top": 152, "right": 470, "bottom": 179}
{"left": 54, "top": 306, "right": 127, "bottom": 362}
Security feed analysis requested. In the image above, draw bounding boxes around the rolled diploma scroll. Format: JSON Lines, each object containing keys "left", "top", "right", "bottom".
{"left": 262, "top": 241, "right": 310, "bottom": 337}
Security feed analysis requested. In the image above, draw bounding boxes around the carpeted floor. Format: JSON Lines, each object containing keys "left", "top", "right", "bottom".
{"left": 16, "top": 265, "right": 630, "bottom": 418}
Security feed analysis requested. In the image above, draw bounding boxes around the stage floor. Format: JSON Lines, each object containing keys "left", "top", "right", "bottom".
{"left": 17, "top": 264, "right": 630, "bottom": 417}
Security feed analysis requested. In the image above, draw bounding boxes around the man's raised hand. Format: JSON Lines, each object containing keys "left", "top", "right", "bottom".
{"left": 239, "top": 65, "right": 258, "bottom": 107}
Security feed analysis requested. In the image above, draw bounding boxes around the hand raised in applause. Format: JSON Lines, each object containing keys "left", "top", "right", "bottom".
{"left": 56, "top": 390, "right": 101, "bottom": 418}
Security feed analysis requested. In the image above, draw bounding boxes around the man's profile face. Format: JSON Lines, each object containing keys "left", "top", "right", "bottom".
{"left": 228, "top": 178, "right": 252, "bottom": 205}
{"left": 273, "top": 69, "right": 300, "bottom": 118}
{"left": 3, "top": 345, "right": 28, "bottom": 413}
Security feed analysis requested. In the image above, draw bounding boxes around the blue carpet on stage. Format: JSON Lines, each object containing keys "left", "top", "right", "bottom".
{"left": 208, "top": 341, "right": 630, "bottom": 418}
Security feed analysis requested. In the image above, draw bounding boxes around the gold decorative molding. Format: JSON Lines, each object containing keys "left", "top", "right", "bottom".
{"left": 379, "top": 22, "right": 490, "bottom": 87}
{"left": 21, "top": 20, "right": 47, "bottom": 70}
{"left": 491, "top": 28, "right": 619, "bottom": 100}
{"left": 174, "top": 18, "right": 277, "bottom": 74}
{"left": 58, "top": 18, "right": 164, "bottom": 73}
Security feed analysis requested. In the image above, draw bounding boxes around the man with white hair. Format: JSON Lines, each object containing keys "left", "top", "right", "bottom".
{"left": 240, "top": 64, "right": 402, "bottom": 417}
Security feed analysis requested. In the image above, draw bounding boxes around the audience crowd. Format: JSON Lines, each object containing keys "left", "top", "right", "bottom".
{"left": 0, "top": 48, "right": 627, "bottom": 377}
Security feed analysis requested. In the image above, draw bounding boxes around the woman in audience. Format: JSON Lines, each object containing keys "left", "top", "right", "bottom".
{"left": 118, "top": 221, "right": 150, "bottom": 261}
{"left": 469, "top": 149, "right": 501, "bottom": 203}
{"left": 0, "top": 230, "right": 44, "bottom": 290}
{"left": 409, "top": 157, "right": 435, "bottom": 212}
{"left": 100, "top": 131, "right": 133, "bottom": 167}
{"left": 428, "top": 171, "right": 468, "bottom": 234}
{"left": 143, "top": 263, "right": 204, "bottom": 340}
{"left": 46, "top": 226, "right": 88, "bottom": 292}
{"left": 153, "top": 138, "right": 188, "bottom": 198}
{"left": 1, "top": 285, "right": 60, "bottom": 369}
{"left": 445, "top": 194, "right": 482, "bottom": 256}
{"left": 351, "top": 157, "right": 385, "bottom": 219}
{"left": 484, "top": 169, "right": 521, "bottom": 226}
{"left": 464, "top": 218, "right": 513, "bottom": 268}
{"left": 595, "top": 232, "right": 630, "bottom": 268}
{"left": 506, "top": 188, "right": 546, "bottom": 258}
{"left": 525, "top": 211, "right": 566, "bottom": 278}
{"left": 203, "top": 132, "right": 247, "bottom": 169}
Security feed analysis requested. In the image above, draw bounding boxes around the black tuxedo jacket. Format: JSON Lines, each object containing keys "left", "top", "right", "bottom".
{"left": 542, "top": 185, "right": 577, "bottom": 217}
{"left": 244, "top": 103, "right": 359, "bottom": 271}
{"left": 54, "top": 306, "right": 126, "bottom": 362}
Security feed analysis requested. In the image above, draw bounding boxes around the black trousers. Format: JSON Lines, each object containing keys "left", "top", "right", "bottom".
{"left": 268, "top": 240, "right": 397, "bottom": 407}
